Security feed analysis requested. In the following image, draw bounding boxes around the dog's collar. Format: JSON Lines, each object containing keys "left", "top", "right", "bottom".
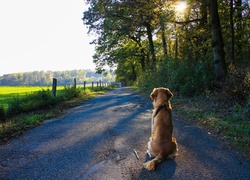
{"left": 153, "top": 104, "right": 170, "bottom": 118}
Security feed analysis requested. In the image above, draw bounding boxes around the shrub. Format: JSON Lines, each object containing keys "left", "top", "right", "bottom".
{"left": 7, "top": 96, "right": 23, "bottom": 115}
{"left": 0, "top": 105, "right": 5, "bottom": 122}
{"left": 7, "top": 89, "right": 57, "bottom": 116}
{"left": 59, "top": 86, "right": 82, "bottom": 101}
{"left": 137, "top": 58, "right": 215, "bottom": 97}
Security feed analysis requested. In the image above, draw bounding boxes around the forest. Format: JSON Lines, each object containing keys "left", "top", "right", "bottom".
{"left": 0, "top": 69, "right": 115, "bottom": 86}
{"left": 83, "top": 0, "right": 249, "bottom": 103}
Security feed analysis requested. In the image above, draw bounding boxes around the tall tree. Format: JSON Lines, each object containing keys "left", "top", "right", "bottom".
{"left": 208, "top": 0, "right": 227, "bottom": 80}
{"left": 83, "top": 0, "right": 159, "bottom": 72}
{"left": 230, "top": 0, "right": 235, "bottom": 64}
{"left": 235, "top": 0, "right": 243, "bottom": 62}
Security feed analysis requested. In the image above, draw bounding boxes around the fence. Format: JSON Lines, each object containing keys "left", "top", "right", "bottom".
{"left": 51, "top": 78, "right": 116, "bottom": 97}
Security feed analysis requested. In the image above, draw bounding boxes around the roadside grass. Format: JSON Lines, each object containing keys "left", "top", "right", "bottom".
{"left": 0, "top": 86, "right": 114, "bottom": 145}
{"left": 0, "top": 113, "right": 54, "bottom": 141}
{"left": 172, "top": 95, "right": 250, "bottom": 158}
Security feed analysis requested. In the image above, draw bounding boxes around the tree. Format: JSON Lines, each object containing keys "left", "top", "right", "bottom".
{"left": 83, "top": 0, "right": 160, "bottom": 72}
{"left": 230, "top": 0, "right": 235, "bottom": 64}
{"left": 82, "top": 0, "right": 249, "bottom": 96}
{"left": 208, "top": 0, "right": 226, "bottom": 80}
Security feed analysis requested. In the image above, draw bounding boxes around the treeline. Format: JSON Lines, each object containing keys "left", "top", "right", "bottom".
{"left": 83, "top": 0, "right": 250, "bottom": 101}
{"left": 0, "top": 69, "right": 115, "bottom": 86}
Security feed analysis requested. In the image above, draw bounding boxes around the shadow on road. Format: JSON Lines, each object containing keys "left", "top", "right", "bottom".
{"left": 138, "top": 154, "right": 177, "bottom": 180}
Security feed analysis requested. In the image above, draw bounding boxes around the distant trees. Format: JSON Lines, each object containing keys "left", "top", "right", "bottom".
{"left": 0, "top": 70, "right": 115, "bottom": 86}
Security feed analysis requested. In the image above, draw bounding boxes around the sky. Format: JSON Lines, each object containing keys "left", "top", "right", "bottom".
{"left": 0, "top": 0, "right": 96, "bottom": 76}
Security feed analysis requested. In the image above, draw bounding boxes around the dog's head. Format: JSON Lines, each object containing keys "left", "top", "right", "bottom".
{"left": 150, "top": 87, "right": 173, "bottom": 108}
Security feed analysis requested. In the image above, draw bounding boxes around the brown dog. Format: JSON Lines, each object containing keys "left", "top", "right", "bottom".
{"left": 143, "top": 87, "right": 178, "bottom": 171}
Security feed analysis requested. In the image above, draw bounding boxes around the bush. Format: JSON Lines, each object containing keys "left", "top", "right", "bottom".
{"left": 59, "top": 86, "right": 82, "bottom": 101}
{"left": 7, "top": 89, "right": 57, "bottom": 116}
{"left": 0, "top": 105, "right": 5, "bottom": 122}
{"left": 137, "top": 58, "right": 215, "bottom": 97}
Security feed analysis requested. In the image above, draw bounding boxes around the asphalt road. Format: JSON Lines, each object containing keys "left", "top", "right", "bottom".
{"left": 0, "top": 87, "right": 249, "bottom": 180}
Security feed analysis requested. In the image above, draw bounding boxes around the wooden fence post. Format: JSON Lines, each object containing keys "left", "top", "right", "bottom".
{"left": 52, "top": 78, "right": 57, "bottom": 98}
{"left": 84, "top": 81, "right": 86, "bottom": 91}
{"left": 73, "top": 78, "right": 76, "bottom": 89}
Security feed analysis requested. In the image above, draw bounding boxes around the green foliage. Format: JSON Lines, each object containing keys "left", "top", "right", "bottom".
{"left": 223, "top": 67, "right": 250, "bottom": 106}
{"left": 17, "top": 113, "right": 44, "bottom": 126}
{"left": 137, "top": 58, "right": 215, "bottom": 96}
{"left": 0, "top": 106, "right": 5, "bottom": 122}
{"left": 7, "top": 89, "right": 57, "bottom": 116}
{"left": 59, "top": 86, "right": 82, "bottom": 101}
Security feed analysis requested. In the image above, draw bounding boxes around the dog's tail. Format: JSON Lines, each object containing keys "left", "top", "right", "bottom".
{"left": 143, "top": 155, "right": 163, "bottom": 171}
{"left": 143, "top": 138, "right": 178, "bottom": 171}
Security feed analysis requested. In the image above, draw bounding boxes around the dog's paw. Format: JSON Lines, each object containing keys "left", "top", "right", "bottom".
{"left": 143, "top": 161, "right": 156, "bottom": 171}
{"left": 168, "top": 151, "right": 178, "bottom": 159}
{"left": 147, "top": 150, "right": 153, "bottom": 158}
{"left": 168, "top": 154, "right": 176, "bottom": 159}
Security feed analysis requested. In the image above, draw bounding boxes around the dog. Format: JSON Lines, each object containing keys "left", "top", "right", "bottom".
{"left": 143, "top": 87, "right": 178, "bottom": 171}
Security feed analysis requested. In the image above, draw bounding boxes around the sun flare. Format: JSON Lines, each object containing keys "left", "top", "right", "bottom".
{"left": 175, "top": 1, "right": 187, "bottom": 13}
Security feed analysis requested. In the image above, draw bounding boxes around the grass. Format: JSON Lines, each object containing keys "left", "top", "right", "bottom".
{"left": 0, "top": 86, "right": 65, "bottom": 109}
{"left": 0, "top": 85, "right": 114, "bottom": 145}
{"left": 172, "top": 95, "right": 250, "bottom": 159}
{"left": 0, "top": 113, "right": 54, "bottom": 140}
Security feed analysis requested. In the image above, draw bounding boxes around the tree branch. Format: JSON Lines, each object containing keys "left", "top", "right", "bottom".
{"left": 174, "top": 19, "right": 202, "bottom": 25}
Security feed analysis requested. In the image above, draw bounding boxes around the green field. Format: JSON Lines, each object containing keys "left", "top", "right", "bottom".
{"left": 0, "top": 86, "right": 65, "bottom": 109}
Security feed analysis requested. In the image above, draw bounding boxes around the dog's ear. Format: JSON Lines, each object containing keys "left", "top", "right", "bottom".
{"left": 150, "top": 88, "right": 158, "bottom": 100}
{"left": 165, "top": 88, "right": 173, "bottom": 100}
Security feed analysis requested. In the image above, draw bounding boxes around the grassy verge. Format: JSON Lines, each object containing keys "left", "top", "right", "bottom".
{"left": 172, "top": 95, "right": 250, "bottom": 159}
{"left": 0, "top": 86, "right": 113, "bottom": 145}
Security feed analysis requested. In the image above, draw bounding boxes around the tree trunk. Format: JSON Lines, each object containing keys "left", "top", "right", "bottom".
{"left": 208, "top": 0, "right": 226, "bottom": 80}
{"left": 160, "top": 17, "right": 168, "bottom": 61}
{"left": 145, "top": 22, "right": 156, "bottom": 70}
{"left": 174, "top": 23, "right": 178, "bottom": 59}
{"left": 131, "top": 65, "right": 136, "bottom": 81}
{"left": 140, "top": 51, "right": 146, "bottom": 72}
{"left": 200, "top": 0, "right": 208, "bottom": 62}
{"left": 201, "top": 0, "right": 208, "bottom": 25}
{"left": 230, "top": 0, "right": 235, "bottom": 64}
{"left": 175, "top": 37, "right": 178, "bottom": 60}
{"left": 235, "top": 0, "right": 242, "bottom": 61}
{"left": 129, "top": 35, "right": 146, "bottom": 72}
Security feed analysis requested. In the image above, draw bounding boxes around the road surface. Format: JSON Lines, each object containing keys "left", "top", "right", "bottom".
{"left": 0, "top": 87, "right": 249, "bottom": 179}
